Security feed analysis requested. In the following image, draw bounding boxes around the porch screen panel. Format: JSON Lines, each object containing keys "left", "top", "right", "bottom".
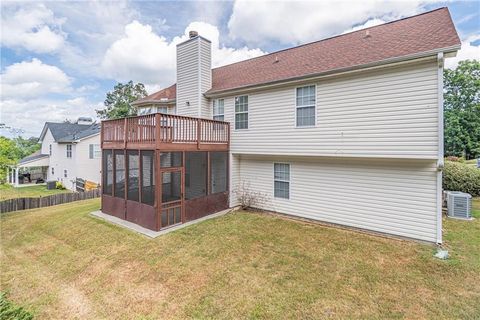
{"left": 210, "top": 152, "right": 228, "bottom": 194}
{"left": 141, "top": 151, "right": 155, "bottom": 206}
{"left": 127, "top": 150, "right": 139, "bottom": 201}
{"left": 185, "top": 152, "right": 207, "bottom": 200}
{"left": 103, "top": 150, "right": 113, "bottom": 195}
{"left": 162, "top": 171, "right": 181, "bottom": 203}
{"left": 160, "top": 152, "right": 182, "bottom": 168}
{"left": 114, "top": 150, "right": 125, "bottom": 198}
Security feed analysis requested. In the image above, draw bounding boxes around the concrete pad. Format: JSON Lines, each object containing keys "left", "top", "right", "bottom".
{"left": 90, "top": 209, "right": 232, "bottom": 238}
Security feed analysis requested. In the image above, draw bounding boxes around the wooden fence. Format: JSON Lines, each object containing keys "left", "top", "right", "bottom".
{"left": 0, "top": 189, "right": 101, "bottom": 214}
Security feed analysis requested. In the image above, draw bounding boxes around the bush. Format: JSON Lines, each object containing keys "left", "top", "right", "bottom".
{"left": 55, "top": 181, "right": 66, "bottom": 190}
{"left": 0, "top": 292, "right": 33, "bottom": 320}
{"left": 443, "top": 161, "right": 480, "bottom": 196}
{"left": 445, "top": 156, "right": 462, "bottom": 162}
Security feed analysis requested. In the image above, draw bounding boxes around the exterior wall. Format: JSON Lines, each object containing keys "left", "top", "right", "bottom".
{"left": 176, "top": 36, "right": 211, "bottom": 118}
{"left": 218, "top": 59, "right": 439, "bottom": 160}
{"left": 74, "top": 134, "right": 101, "bottom": 185}
{"left": 41, "top": 129, "right": 101, "bottom": 191}
{"left": 233, "top": 155, "right": 438, "bottom": 242}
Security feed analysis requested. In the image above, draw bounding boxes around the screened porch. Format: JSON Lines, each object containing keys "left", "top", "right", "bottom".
{"left": 100, "top": 113, "right": 230, "bottom": 231}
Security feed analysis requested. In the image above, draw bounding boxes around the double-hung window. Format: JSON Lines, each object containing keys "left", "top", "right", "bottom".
{"left": 213, "top": 99, "right": 224, "bottom": 121}
{"left": 274, "top": 163, "right": 290, "bottom": 199}
{"left": 89, "top": 144, "right": 101, "bottom": 159}
{"left": 66, "top": 144, "right": 72, "bottom": 158}
{"left": 296, "top": 85, "right": 316, "bottom": 127}
{"left": 49, "top": 144, "right": 52, "bottom": 156}
{"left": 235, "top": 96, "right": 248, "bottom": 129}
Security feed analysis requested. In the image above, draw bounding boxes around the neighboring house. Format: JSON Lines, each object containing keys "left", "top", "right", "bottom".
{"left": 11, "top": 118, "right": 101, "bottom": 191}
{"left": 100, "top": 8, "right": 461, "bottom": 243}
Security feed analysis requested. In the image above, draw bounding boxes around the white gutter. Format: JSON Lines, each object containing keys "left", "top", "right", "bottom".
{"left": 131, "top": 99, "right": 176, "bottom": 106}
{"left": 205, "top": 45, "right": 460, "bottom": 98}
{"left": 436, "top": 52, "right": 445, "bottom": 244}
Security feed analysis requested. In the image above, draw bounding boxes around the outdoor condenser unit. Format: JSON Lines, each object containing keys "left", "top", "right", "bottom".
{"left": 446, "top": 191, "right": 472, "bottom": 220}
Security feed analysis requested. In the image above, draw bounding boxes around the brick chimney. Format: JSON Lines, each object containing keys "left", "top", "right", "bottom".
{"left": 176, "top": 31, "right": 212, "bottom": 118}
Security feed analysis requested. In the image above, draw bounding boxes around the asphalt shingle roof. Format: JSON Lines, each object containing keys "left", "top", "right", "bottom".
{"left": 43, "top": 122, "right": 100, "bottom": 143}
{"left": 139, "top": 8, "right": 460, "bottom": 100}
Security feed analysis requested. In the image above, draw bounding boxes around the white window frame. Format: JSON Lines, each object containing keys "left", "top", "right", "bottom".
{"left": 51, "top": 167, "right": 54, "bottom": 175}
{"left": 273, "top": 162, "right": 290, "bottom": 200}
{"left": 89, "top": 144, "right": 101, "bottom": 159}
{"left": 66, "top": 144, "right": 72, "bottom": 158}
{"left": 213, "top": 99, "right": 225, "bottom": 121}
{"left": 49, "top": 144, "right": 52, "bottom": 156}
{"left": 295, "top": 84, "right": 316, "bottom": 128}
{"left": 64, "top": 169, "right": 68, "bottom": 178}
{"left": 234, "top": 95, "right": 249, "bottom": 130}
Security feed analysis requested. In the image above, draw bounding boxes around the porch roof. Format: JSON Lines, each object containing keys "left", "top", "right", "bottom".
{"left": 18, "top": 152, "right": 49, "bottom": 168}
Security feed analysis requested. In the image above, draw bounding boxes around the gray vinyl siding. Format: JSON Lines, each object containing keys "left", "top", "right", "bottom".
{"left": 176, "top": 37, "right": 211, "bottom": 118}
{"left": 200, "top": 39, "right": 212, "bottom": 118}
{"left": 221, "top": 59, "right": 439, "bottom": 160}
{"left": 233, "top": 155, "right": 438, "bottom": 242}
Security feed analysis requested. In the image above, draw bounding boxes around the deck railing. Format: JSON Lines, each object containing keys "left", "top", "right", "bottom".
{"left": 102, "top": 113, "right": 230, "bottom": 148}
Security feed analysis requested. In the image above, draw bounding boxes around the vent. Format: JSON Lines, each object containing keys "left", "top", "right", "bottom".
{"left": 446, "top": 191, "right": 472, "bottom": 220}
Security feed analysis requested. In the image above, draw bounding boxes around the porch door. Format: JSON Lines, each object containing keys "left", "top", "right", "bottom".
{"left": 160, "top": 168, "right": 183, "bottom": 229}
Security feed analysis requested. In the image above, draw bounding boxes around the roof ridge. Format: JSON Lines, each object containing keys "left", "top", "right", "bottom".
{"left": 212, "top": 7, "right": 448, "bottom": 71}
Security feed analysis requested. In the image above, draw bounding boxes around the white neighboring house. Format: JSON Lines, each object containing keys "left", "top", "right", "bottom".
{"left": 105, "top": 8, "right": 462, "bottom": 243}
{"left": 10, "top": 117, "right": 101, "bottom": 191}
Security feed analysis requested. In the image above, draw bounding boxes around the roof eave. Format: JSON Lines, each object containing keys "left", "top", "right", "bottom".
{"left": 132, "top": 99, "right": 176, "bottom": 106}
{"left": 205, "top": 44, "right": 461, "bottom": 98}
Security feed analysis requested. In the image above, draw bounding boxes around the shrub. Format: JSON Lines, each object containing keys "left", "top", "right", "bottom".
{"left": 445, "top": 156, "right": 461, "bottom": 162}
{"left": 0, "top": 292, "right": 33, "bottom": 320}
{"left": 233, "top": 181, "right": 269, "bottom": 210}
{"left": 443, "top": 161, "right": 480, "bottom": 196}
{"left": 55, "top": 181, "right": 66, "bottom": 190}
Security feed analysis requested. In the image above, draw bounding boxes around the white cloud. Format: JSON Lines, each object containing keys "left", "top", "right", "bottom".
{"left": 228, "top": 0, "right": 441, "bottom": 45}
{"left": 0, "top": 97, "right": 99, "bottom": 138}
{"left": 101, "top": 20, "right": 266, "bottom": 88}
{"left": 342, "top": 18, "right": 386, "bottom": 34}
{"left": 1, "top": 58, "right": 72, "bottom": 100}
{"left": 1, "top": 3, "right": 66, "bottom": 53}
{"left": 444, "top": 35, "right": 480, "bottom": 69}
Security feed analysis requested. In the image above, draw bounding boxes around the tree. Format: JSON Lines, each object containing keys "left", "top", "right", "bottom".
{"left": 96, "top": 81, "right": 148, "bottom": 119}
{"left": 0, "top": 136, "right": 41, "bottom": 183}
{"left": 444, "top": 60, "right": 480, "bottom": 159}
{"left": 13, "top": 136, "right": 41, "bottom": 160}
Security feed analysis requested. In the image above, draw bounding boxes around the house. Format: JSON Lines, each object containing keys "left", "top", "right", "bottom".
{"left": 9, "top": 117, "right": 101, "bottom": 191}
{"left": 100, "top": 8, "right": 461, "bottom": 243}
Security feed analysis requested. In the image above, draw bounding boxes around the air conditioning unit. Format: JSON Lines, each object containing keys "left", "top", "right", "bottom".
{"left": 446, "top": 191, "right": 472, "bottom": 220}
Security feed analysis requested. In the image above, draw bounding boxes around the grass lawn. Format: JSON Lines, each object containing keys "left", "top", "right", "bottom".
{"left": 0, "top": 184, "right": 71, "bottom": 201}
{"left": 1, "top": 199, "right": 479, "bottom": 319}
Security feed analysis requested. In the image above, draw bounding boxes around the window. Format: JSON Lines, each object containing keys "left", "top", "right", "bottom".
{"left": 114, "top": 150, "right": 125, "bottom": 198}
{"left": 89, "top": 144, "right": 101, "bottom": 159}
{"left": 66, "top": 144, "right": 72, "bottom": 158}
{"left": 49, "top": 144, "right": 52, "bottom": 156}
{"left": 64, "top": 170, "right": 68, "bottom": 178}
{"left": 210, "top": 152, "right": 228, "bottom": 193}
{"left": 235, "top": 95, "right": 248, "bottom": 129}
{"left": 51, "top": 167, "right": 54, "bottom": 175}
{"left": 141, "top": 151, "right": 155, "bottom": 206}
{"left": 274, "top": 163, "right": 290, "bottom": 199}
{"left": 296, "top": 85, "right": 316, "bottom": 127}
{"left": 157, "top": 106, "right": 168, "bottom": 114}
{"left": 213, "top": 99, "right": 224, "bottom": 121}
{"left": 103, "top": 150, "right": 113, "bottom": 195}
{"left": 127, "top": 150, "right": 139, "bottom": 201}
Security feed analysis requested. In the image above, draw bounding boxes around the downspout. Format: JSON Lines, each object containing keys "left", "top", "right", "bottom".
{"left": 436, "top": 52, "right": 444, "bottom": 244}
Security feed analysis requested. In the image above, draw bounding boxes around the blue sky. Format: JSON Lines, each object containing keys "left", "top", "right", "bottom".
{"left": 1, "top": 0, "right": 479, "bottom": 138}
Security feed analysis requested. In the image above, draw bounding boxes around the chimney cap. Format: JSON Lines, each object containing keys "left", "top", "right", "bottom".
{"left": 189, "top": 30, "right": 198, "bottom": 38}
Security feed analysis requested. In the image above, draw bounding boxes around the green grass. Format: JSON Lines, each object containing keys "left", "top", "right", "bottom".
{"left": 1, "top": 198, "right": 479, "bottom": 319}
{"left": 0, "top": 184, "right": 70, "bottom": 201}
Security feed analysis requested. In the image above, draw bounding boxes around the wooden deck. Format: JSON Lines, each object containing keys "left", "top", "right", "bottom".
{"left": 101, "top": 113, "right": 230, "bottom": 151}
